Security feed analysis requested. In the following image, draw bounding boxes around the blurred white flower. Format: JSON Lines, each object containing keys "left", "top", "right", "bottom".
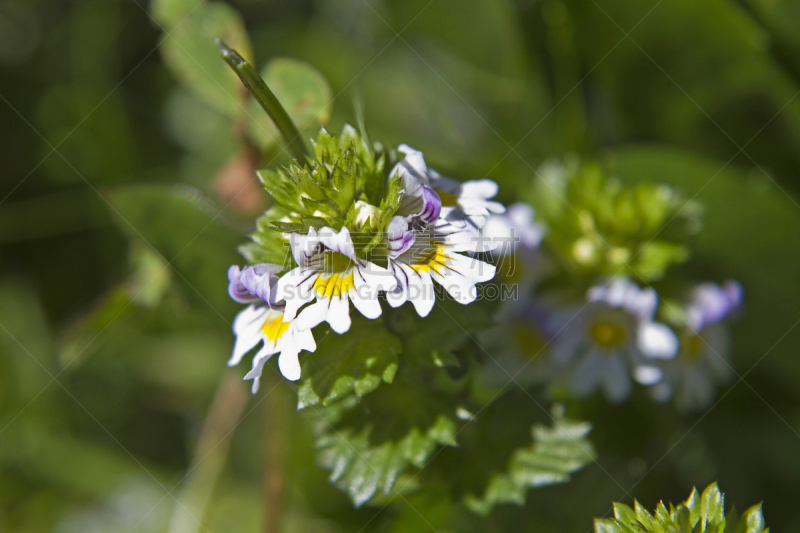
{"left": 548, "top": 278, "right": 678, "bottom": 403}
{"left": 650, "top": 281, "right": 742, "bottom": 412}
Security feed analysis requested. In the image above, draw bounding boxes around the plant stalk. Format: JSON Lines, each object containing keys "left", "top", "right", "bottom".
{"left": 263, "top": 376, "right": 288, "bottom": 533}
{"left": 217, "top": 38, "right": 309, "bottom": 162}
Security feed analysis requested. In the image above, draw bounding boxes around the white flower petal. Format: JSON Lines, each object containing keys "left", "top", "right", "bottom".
{"left": 318, "top": 226, "right": 357, "bottom": 262}
{"left": 461, "top": 179, "right": 498, "bottom": 201}
{"left": 638, "top": 322, "right": 678, "bottom": 359}
{"left": 602, "top": 354, "right": 632, "bottom": 403}
{"left": 447, "top": 252, "right": 496, "bottom": 284}
{"left": 289, "top": 227, "right": 320, "bottom": 267}
{"left": 355, "top": 261, "right": 398, "bottom": 293}
{"left": 408, "top": 269, "right": 435, "bottom": 317}
{"left": 294, "top": 300, "right": 329, "bottom": 330}
{"left": 296, "top": 327, "right": 317, "bottom": 353}
{"left": 432, "top": 267, "right": 478, "bottom": 304}
{"left": 634, "top": 365, "right": 663, "bottom": 385}
{"left": 571, "top": 350, "right": 604, "bottom": 396}
{"left": 327, "top": 295, "right": 352, "bottom": 334}
{"left": 427, "top": 169, "right": 460, "bottom": 194}
{"left": 244, "top": 344, "right": 277, "bottom": 392}
{"left": 230, "top": 305, "right": 269, "bottom": 366}
{"left": 350, "top": 286, "right": 382, "bottom": 319}
{"left": 275, "top": 267, "right": 317, "bottom": 320}
{"left": 387, "top": 265, "right": 410, "bottom": 309}
{"left": 277, "top": 342, "right": 302, "bottom": 381}
{"left": 395, "top": 144, "right": 429, "bottom": 183}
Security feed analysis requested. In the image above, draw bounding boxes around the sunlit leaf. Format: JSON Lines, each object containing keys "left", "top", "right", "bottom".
{"left": 156, "top": 1, "right": 252, "bottom": 118}
{"left": 594, "top": 482, "right": 768, "bottom": 533}
{"left": 465, "top": 410, "right": 595, "bottom": 516}
{"left": 248, "top": 58, "right": 334, "bottom": 149}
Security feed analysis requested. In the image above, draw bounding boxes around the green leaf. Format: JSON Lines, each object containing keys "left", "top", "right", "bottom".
{"left": 613, "top": 501, "right": 638, "bottom": 527}
{"left": 594, "top": 483, "right": 769, "bottom": 533}
{"left": 313, "top": 414, "right": 457, "bottom": 507}
{"left": 298, "top": 317, "right": 402, "bottom": 409}
{"left": 156, "top": 1, "right": 252, "bottom": 118}
{"left": 736, "top": 503, "right": 768, "bottom": 533}
{"left": 465, "top": 411, "right": 595, "bottom": 516}
{"left": 151, "top": 0, "right": 196, "bottom": 27}
{"left": 398, "top": 298, "right": 491, "bottom": 368}
{"left": 699, "top": 482, "right": 724, "bottom": 525}
{"left": 248, "top": 58, "right": 333, "bottom": 149}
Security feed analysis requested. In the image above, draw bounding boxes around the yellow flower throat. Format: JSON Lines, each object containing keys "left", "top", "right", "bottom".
{"left": 262, "top": 313, "right": 290, "bottom": 343}
{"left": 589, "top": 320, "right": 627, "bottom": 348}
{"left": 410, "top": 245, "right": 449, "bottom": 275}
{"left": 435, "top": 189, "right": 458, "bottom": 206}
{"left": 314, "top": 271, "right": 355, "bottom": 299}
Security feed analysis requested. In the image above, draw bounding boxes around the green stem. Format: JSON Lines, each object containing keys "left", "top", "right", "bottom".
{"left": 166, "top": 372, "right": 250, "bottom": 533}
{"left": 217, "top": 39, "right": 309, "bottom": 162}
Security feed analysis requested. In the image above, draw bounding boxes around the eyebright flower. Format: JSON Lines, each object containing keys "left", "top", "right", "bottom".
{"left": 381, "top": 145, "right": 501, "bottom": 316}
{"left": 394, "top": 144, "right": 505, "bottom": 230}
{"left": 548, "top": 278, "right": 678, "bottom": 403}
{"left": 649, "top": 281, "right": 742, "bottom": 412}
{"left": 386, "top": 217, "right": 496, "bottom": 317}
{"left": 227, "top": 264, "right": 316, "bottom": 387}
{"left": 275, "top": 226, "right": 397, "bottom": 334}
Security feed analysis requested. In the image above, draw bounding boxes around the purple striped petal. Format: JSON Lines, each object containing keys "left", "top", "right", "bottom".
{"left": 228, "top": 265, "right": 261, "bottom": 304}
{"left": 239, "top": 263, "right": 282, "bottom": 305}
{"left": 387, "top": 216, "right": 416, "bottom": 257}
{"left": 417, "top": 185, "right": 442, "bottom": 224}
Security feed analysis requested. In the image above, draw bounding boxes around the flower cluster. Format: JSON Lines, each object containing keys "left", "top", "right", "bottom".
{"left": 227, "top": 129, "right": 504, "bottom": 388}
{"left": 478, "top": 159, "right": 743, "bottom": 411}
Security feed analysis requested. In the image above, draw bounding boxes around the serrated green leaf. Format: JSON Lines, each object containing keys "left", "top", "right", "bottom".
{"left": 594, "top": 519, "right": 623, "bottom": 533}
{"left": 313, "top": 414, "right": 458, "bottom": 507}
{"left": 466, "top": 411, "right": 595, "bottom": 516}
{"left": 613, "top": 502, "right": 638, "bottom": 528}
{"left": 298, "top": 317, "right": 401, "bottom": 409}
{"left": 593, "top": 483, "right": 770, "bottom": 533}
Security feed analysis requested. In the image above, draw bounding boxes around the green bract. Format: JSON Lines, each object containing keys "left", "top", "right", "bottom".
{"left": 595, "top": 483, "right": 769, "bottom": 533}
{"left": 242, "top": 126, "right": 402, "bottom": 267}
{"left": 531, "top": 157, "right": 699, "bottom": 282}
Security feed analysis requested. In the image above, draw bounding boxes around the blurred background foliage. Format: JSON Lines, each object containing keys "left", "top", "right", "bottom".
{"left": 1, "top": 0, "right": 800, "bottom": 531}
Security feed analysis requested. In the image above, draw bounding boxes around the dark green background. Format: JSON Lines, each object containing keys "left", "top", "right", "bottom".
{"left": 1, "top": 0, "right": 799, "bottom": 531}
